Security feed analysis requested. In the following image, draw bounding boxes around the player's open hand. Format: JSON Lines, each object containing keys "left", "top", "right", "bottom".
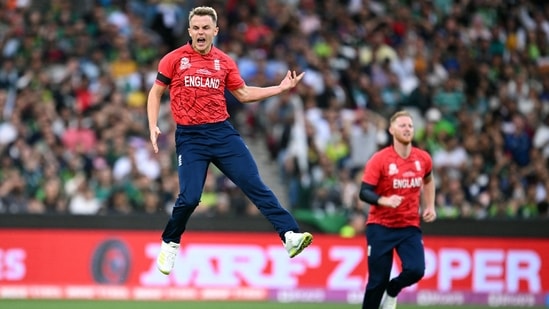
{"left": 150, "top": 126, "right": 161, "bottom": 153}
{"left": 279, "top": 70, "right": 305, "bottom": 91}
{"left": 422, "top": 207, "right": 437, "bottom": 222}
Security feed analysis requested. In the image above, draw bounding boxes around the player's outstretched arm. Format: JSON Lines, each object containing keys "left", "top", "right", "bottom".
{"left": 230, "top": 70, "right": 304, "bottom": 103}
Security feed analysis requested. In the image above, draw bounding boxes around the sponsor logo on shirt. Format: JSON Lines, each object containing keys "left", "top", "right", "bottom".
{"left": 196, "top": 68, "right": 212, "bottom": 75}
{"left": 403, "top": 171, "right": 416, "bottom": 177}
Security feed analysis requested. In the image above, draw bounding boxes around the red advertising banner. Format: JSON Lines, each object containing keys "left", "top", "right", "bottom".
{"left": 0, "top": 229, "right": 547, "bottom": 306}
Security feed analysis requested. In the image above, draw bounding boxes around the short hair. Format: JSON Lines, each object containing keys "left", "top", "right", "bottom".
{"left": 390, "top": 110, "right": 413, "bottom": 124}
{"left": 189, "top": 6, "right": 217, "bottom": 25}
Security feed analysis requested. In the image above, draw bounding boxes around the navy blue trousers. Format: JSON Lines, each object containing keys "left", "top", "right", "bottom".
{"left": 161, "top": 120, "right": 300, "bottom": 243}
{"left": 362, "top": 224, "right": 425, "bottom": 309}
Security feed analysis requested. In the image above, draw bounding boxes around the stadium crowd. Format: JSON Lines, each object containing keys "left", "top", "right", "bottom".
{"left": 0, "top": 0, "right": 548, "bottom": 233}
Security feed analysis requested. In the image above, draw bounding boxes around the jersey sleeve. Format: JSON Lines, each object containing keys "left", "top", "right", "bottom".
{"left": 421, "top": 149, "right": 433, "bottom": 177}
{"left": 224, "top": 56, "right": 245, "bottom": 91}
{"left": 155, "top": 53, "right": 175, "bottom": 86}
{"left": 362, "top": 152, "right": 383, "bottom": 185}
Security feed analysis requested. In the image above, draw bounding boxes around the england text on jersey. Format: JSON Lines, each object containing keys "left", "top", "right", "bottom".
{"left": 393, "top": 177, "right": 422, "bottom": 189}
{"left": 184, "top": 75, "right": 221, "bottom": 88}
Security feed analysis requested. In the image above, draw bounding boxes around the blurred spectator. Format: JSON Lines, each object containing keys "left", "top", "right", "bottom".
{"left": 142, "top": 188, "right": 163, "bottom": 214}
{"left": 105, "top": 187, "right": 134, "bottom": 215}
{"left": 432, "top": 77, "right": 465, "bottom": 118}
{"left": 533, "top": 114, "right": 549, "bottom": 159}
{"left": 432, "top": 134, "right": 468, "bottom": 177}
{"left": 36, "top": 177, "right": 67, "bottom": 214}
{"left": 503, "top": 113, "right": 533, "bottom": 167}
{"left": 346, "top": 109, "right": 388, "bottom": 175}
{"left": 61, "top": 115, "right": 97, "bottom": 153}
{"left": 67, "top": 174, "right": 102, "bottom": 215}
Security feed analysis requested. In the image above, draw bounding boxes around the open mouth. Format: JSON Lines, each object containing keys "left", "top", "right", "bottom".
{"left": 197, "top": 38, "right": 206, "bottom": 44}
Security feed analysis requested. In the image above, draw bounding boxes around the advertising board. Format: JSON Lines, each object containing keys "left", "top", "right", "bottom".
{"left": 0, "top": 229, "right": 546, "bottom": 306}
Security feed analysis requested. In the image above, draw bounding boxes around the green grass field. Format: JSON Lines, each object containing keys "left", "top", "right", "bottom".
{"left": 0, "top": 300, "right": 545, "bottom": 309}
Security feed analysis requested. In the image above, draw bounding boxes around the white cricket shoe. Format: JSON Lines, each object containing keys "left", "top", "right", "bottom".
{"left": 284, "top": 231, "right": 313, "bottom": 258}
{"left": 157, "top": 241, "right": 180, "bottom": 275}
{"left": 381, "top": 293, "right": 397, "bottom": 309}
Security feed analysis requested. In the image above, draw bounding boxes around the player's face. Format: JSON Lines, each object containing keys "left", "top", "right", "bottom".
{"left": 390, "top": 116, "right": 414, "bottom": 145}
{"left": 188, "top": 15, "right": 218, "bottom": 54}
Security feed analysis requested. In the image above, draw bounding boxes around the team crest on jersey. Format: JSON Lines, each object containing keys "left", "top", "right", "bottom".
{"left": 414, "top": 160, "right": 421, "bottom": 171}
{"left": 214, "top": 59, "right": 220, "bottom": 70}
{"left": 388, "top": 163, "right": 398, "bottom": 175}
{"left": 180, "top": 57, "right": 191, "bottom": 70}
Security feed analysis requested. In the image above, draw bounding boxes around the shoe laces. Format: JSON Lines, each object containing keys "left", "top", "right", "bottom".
{"left": 161, "top": 243, "right": 179, "bottom": 259}
{"left": 286, "top": 232, "right": 300, "bottom": 246}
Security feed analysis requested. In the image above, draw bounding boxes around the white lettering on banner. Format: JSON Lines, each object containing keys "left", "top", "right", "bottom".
{"left": 0, "top": 285, "right": 270, "bottom": 301}
{"left": 184, "top": 76, "right": 220, "bottom": 88}
{"left": 0, "top": 249, "right": 26, "bottom": 280}
{"left": 133, "top": 287, "right": 164, "bottom": 300}
{"left": 474, "top": 250, "right": 504, "bottom": 291}
{"left": 65, "top": 286, "right": 95, "bottom": 299}
{"left": 139, "top": 243, "right": 544, "bottom": 293}
{"left": 95, "top": 286, "right": 129, "bottom": 299}
{"left": 140, "top": 243, "right": 321, "bottom": 288}
{"left": 164, "top": 288, "right": 198, "bottom": 299}
{"left": 201, "top": 288, "right": 232, "bottom": 300}
{"left": 438, "top": 248, "right": 471, "bottom": 291}
{"left": 28, "top": 285, "right": 62, "bottom": 298}
{"left": 431, "top": 248, "right": 541, "bottom": 293}
{"left": 276, "top": 289, "right": 326, "bottom": 303}
{"left": 416, "top": 291, "right": 465, "bottom": 305}
{"left": 347, "top": 290, "right": 365, "bottom": 304}
{"left": 0, "top": 286, "right": 28, "bottom": 298}
{"left": 507, "top": 250, "right": 541, "bottom": 292}
{"left": 327, "top": 247, "right": 364, "bottom": 289}
{"left": 264, "top": 245, "right": 321, "bottom": 287}
{"left": 424, "top": 248, "right": 437, "bottom": 284}
{"left": 487, "top": 293, "right": 537, "bottom": 307}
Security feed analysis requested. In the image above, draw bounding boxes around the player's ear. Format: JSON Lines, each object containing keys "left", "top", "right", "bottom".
{"left": 214, "top": 26, "right": 219, "bottom": 36}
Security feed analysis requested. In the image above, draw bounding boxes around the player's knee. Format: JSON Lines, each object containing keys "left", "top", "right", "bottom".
{"left": 408, "top": 266, "right": 425, "bottom": 282}
{"left": 175, "top": 195, "right": 200, "bottom": 208}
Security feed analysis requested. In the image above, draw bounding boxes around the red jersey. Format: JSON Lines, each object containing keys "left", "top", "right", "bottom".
{"left": 155, "top": 43, "right": 245, "bottom": 125}
{"left": 361, "top": 146, "right": 433, "bottom": 228}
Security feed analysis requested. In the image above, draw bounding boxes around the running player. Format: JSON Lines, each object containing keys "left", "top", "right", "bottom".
{"left": 359, "top": 110, "right": 437, "bottom": 309}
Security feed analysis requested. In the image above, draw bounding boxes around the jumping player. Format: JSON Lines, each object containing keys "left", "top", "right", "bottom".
{"left": 147, "top": 6, "right": 313, "bottom": 275}
{"left": 358, "top": 110, "right": 437, "bottom": 309}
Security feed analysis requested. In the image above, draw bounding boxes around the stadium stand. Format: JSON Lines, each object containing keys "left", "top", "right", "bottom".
{"left": 0, "top": 0, "right": 548, "bottom": 235}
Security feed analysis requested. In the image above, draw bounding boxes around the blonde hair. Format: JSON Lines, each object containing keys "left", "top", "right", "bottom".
{"left": 189, "top": 6, "right": 218, "bottom": 25}
{"left": 390, "top": 110, "right": 413, "bottom": 124}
